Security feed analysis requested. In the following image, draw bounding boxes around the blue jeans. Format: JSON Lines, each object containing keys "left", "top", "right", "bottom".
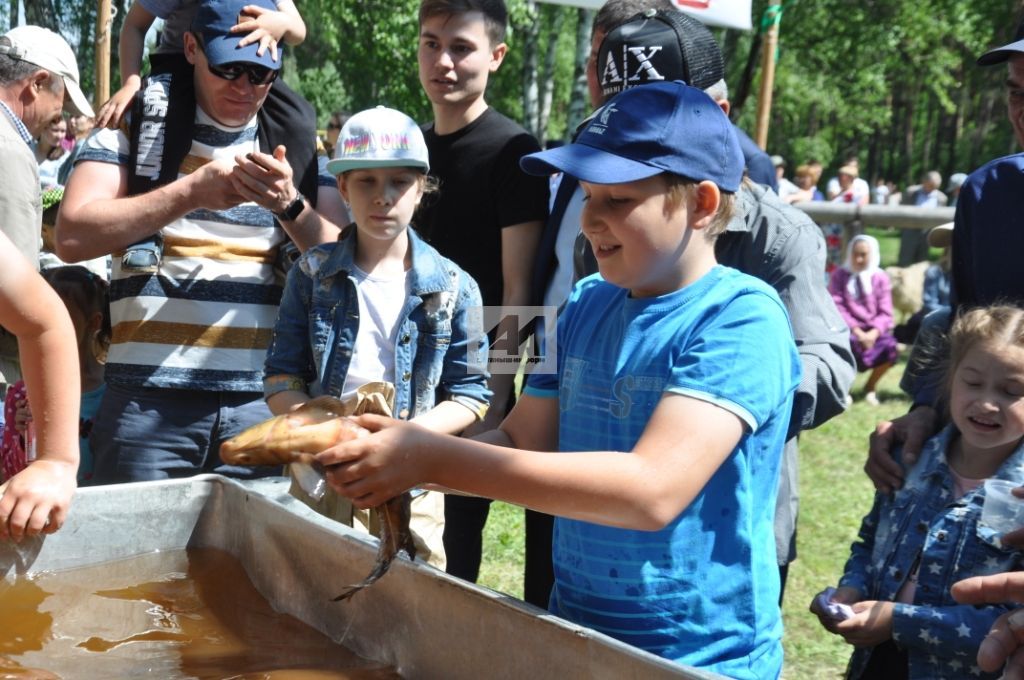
{"left": 90, "top": 384, "right": 281, "bottom": 483}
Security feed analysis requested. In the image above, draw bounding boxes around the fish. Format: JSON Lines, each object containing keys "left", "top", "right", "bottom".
{"left": 219, "top": 395, "right": 417, "bottom": 601}
{"left": 219, "top": 396, "right": 367, "bottom": 466}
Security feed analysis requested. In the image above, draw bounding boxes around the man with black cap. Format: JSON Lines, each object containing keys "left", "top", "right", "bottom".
{"left": 55, "top": 0, "right": 348, "bottom": 483}
{"left": 0, "top": 26, "right": 95, "bottom": 402}
{"left": 531, "top": 0, "right": 855, "bottom": 605}
{"left": 867, "top": 18, "right": 1024, "bottom": 495}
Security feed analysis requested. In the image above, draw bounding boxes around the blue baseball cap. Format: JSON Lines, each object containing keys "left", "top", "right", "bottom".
{"left": 520, "top": 81, "right": 743, "bottom": 192}
{"left": 192, "top": 0, "right": 281, "bottom": 70}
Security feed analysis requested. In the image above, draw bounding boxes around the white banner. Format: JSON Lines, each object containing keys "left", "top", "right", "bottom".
{"left": 535, "top": 0, "right": 752, "bottom": 31}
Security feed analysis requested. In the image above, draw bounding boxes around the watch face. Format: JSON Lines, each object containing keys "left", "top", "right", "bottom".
{"left": 278, "top": 195, "right": 305, "bottom": 221}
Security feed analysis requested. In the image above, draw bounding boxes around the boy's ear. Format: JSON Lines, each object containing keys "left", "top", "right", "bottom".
{"left": 691, "top": 181, "right": 721, "bottom": 228}
{"left": 489, "top": 42, "right": 508, "bottom": 72}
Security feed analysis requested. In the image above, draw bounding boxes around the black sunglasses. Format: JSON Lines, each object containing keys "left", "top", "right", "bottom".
{"left": 207, "top": 61, "right": 278, "bottom": 86}
{"left": 196, "top": 36, "right": 279, "bottom": 86}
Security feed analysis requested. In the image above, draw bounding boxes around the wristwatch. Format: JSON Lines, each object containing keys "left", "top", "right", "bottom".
{"left": 275, "top": 193, "right": 306, "bottom": 222}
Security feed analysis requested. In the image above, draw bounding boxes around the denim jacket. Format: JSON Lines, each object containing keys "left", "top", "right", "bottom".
{"left": 264, "top": 226, "right": 491, "bottom": 420}
{"left": 839, "top": 425, "right": 1024, "bottom": 679}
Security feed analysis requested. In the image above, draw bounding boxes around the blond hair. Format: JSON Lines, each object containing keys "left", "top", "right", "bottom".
{"left": 944, "top": 304, "right": 1024, "bottom": 395}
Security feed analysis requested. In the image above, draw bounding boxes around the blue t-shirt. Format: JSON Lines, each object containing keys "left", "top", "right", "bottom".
{"left": 525, "top": 266, "right": 800, "bottom": 679}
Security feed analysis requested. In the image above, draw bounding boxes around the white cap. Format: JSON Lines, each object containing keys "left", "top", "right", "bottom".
{"left": 326, "top": 106, "right": 429, "bottom": 176}
{"left": 0, "top": 26, "right": 94, "bottom": 117}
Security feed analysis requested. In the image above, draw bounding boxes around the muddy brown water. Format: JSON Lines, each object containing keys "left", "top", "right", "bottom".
{"left": 0, "top": 547, "right": 401, "bottom": 679}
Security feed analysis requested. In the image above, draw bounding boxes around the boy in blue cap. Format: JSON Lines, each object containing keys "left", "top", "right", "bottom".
{"left": 315, "top": 81, "right": 800, "bottom": 679}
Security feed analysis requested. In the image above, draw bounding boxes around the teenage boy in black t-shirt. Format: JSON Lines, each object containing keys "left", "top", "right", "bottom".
{"left": 415, "top": 0, "right": 549, "bottom": 603}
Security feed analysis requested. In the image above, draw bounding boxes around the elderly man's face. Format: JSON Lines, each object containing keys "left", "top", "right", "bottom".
{"left": 23, "top": 72, "right": 66, "bottom": 138}
{"left": 1008, "top": 55, "right": 1024, "bottom": 149}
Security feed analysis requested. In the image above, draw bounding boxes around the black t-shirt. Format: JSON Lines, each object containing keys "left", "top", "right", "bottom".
{"left": 418, "top": 108, "right": 549, "bottom": 307}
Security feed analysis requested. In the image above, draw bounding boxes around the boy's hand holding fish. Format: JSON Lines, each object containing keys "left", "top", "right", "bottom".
{"left": 315, "top": 414, "right": 439, "bottom": 508}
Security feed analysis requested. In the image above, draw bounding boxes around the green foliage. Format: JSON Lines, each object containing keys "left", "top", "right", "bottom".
{"left": 40, "top": 2, "right": 1024, "bottom": 187}
{"left": 728, "top": 0, "right": 1021, "bottom": 186}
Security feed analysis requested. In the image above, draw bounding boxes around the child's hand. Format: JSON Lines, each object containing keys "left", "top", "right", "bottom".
{"left": 833, "top": 600, "right": 895, "bottom": 647}
{"left": 0, "top": 459, "right": 77, "bottom": 542}
{"left": 810, "top": 586, "right": 861, "bottom": 633}
{"left": 95, "top": 81, "right": 140, "bottom": 129}
{"left": 232, "top": 5, "right": 288, "bottom": 60}
{"left": 316, "top": 414, "right": 435, "bottom": 508}
{"left": 13, "top": 397, "right": 32, "bottom": 435}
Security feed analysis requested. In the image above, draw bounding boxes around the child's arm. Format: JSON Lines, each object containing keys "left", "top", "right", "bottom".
{"left": 0, "top": 234, "right": 80, "bottom": 542}
{"left": 95, "top": 2, "right": 155, "bottom": 129}
{"left": 953, "top": 573, "right": 1024, "bottom": 673}
{"left": 410, "top": 401, "right": 477, "bottom": 435}
{"left": 232, "top": 0, "right": 306, "bottom": 61}
{"left": 264, "top": 257, "right": 317, "bottom": 416}
{"left": 318, "top": 389, "right": 744, "bottom": 530}
{"left": 861, "top": 600, "right": 1018, "bottom": 662}
{"left": 266, "top": 389, "right": 310, "bottom": 416}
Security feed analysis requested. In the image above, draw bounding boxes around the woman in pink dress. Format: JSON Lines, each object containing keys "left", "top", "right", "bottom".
{"left": 829, "top": 234, "right": 899, "bottom": 405}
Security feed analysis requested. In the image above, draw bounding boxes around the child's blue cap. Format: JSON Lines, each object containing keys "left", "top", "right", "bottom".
{"left": 193, "top": 0, "right": 281, "bottom": 70}
{"left": 521, "top": 80, "right": 744, "bottom": 192}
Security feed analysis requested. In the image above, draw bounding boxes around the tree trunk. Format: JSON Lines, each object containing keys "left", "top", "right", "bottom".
{"left": 969, "top": 88, "right": 998, "bottom": 171}
{"left": 520, "top": 1, "right": 541, "bottom": 139}
{"left": 730, "top": 31, "right": 762, "bottom": 118}
{"left": 565, "top": 8, "right": 593, "bottom": 140}
{"left": 25, "top": 0, "right": 59, "bottom": 30}
{"left": 919, "top": 93, "right": 936, "bottom": 175}
{"left": 537, "top": 4, "right": 560, "bottom": 147}
{"left": 901, "top": 83, "right": 917, "bottom": 187}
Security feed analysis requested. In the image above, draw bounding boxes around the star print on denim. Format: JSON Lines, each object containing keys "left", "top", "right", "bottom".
{"left": 837, "top": 424, "right": 1024, "bottom": 679}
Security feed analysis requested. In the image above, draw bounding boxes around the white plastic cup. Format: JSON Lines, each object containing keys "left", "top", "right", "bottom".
{"left": 982, "top": 479, "right": 1024, "bottom": 534}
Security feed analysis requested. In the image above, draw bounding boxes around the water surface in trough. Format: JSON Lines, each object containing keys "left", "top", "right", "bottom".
{"left": 0, "top": 546, "right": 401, "bottom": 679}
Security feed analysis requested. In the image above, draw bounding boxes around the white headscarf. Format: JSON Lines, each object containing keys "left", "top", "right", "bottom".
{"left": 843, "top": 234, "right": 882, "bottom": 297}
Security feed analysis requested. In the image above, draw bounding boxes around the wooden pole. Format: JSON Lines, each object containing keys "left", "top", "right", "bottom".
{"left": 753, "top": 0, "right": 780, "bottom": 150}
{"left": 95, "top": 0, "right": 112, "bottom": 111}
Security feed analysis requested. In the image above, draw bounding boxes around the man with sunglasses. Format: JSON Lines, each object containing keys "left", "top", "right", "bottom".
{"left": 55, "top": 0, "right": 348, "bottom": 484}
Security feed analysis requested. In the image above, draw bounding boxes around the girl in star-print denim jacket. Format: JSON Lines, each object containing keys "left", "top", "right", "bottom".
{"left": 813, "top": 305, "right": 1024, "bottom": 680}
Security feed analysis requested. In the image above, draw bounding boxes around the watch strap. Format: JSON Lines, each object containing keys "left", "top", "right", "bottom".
{"left": 275, "top": 193, "right": 306, "bottom": 221}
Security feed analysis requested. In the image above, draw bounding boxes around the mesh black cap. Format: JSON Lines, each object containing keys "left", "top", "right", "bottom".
{"left": 596, "top": 9, "right": 725, "bottom": 100}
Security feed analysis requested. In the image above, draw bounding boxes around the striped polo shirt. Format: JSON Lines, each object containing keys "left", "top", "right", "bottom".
{"left": 77, "top": 108, "right": 294, "bottom": 392}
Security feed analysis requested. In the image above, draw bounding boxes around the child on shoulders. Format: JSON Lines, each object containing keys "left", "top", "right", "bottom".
{"left": 311, "top": 81, "right": 801, "bottom": 679}
{"left": 813, "top": 304, "right": 1024, "bottom": 679}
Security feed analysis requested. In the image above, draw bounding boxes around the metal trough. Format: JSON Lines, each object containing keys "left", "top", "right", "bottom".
{"left": 0, "top": 476, "right": 718, "bottom": 679}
